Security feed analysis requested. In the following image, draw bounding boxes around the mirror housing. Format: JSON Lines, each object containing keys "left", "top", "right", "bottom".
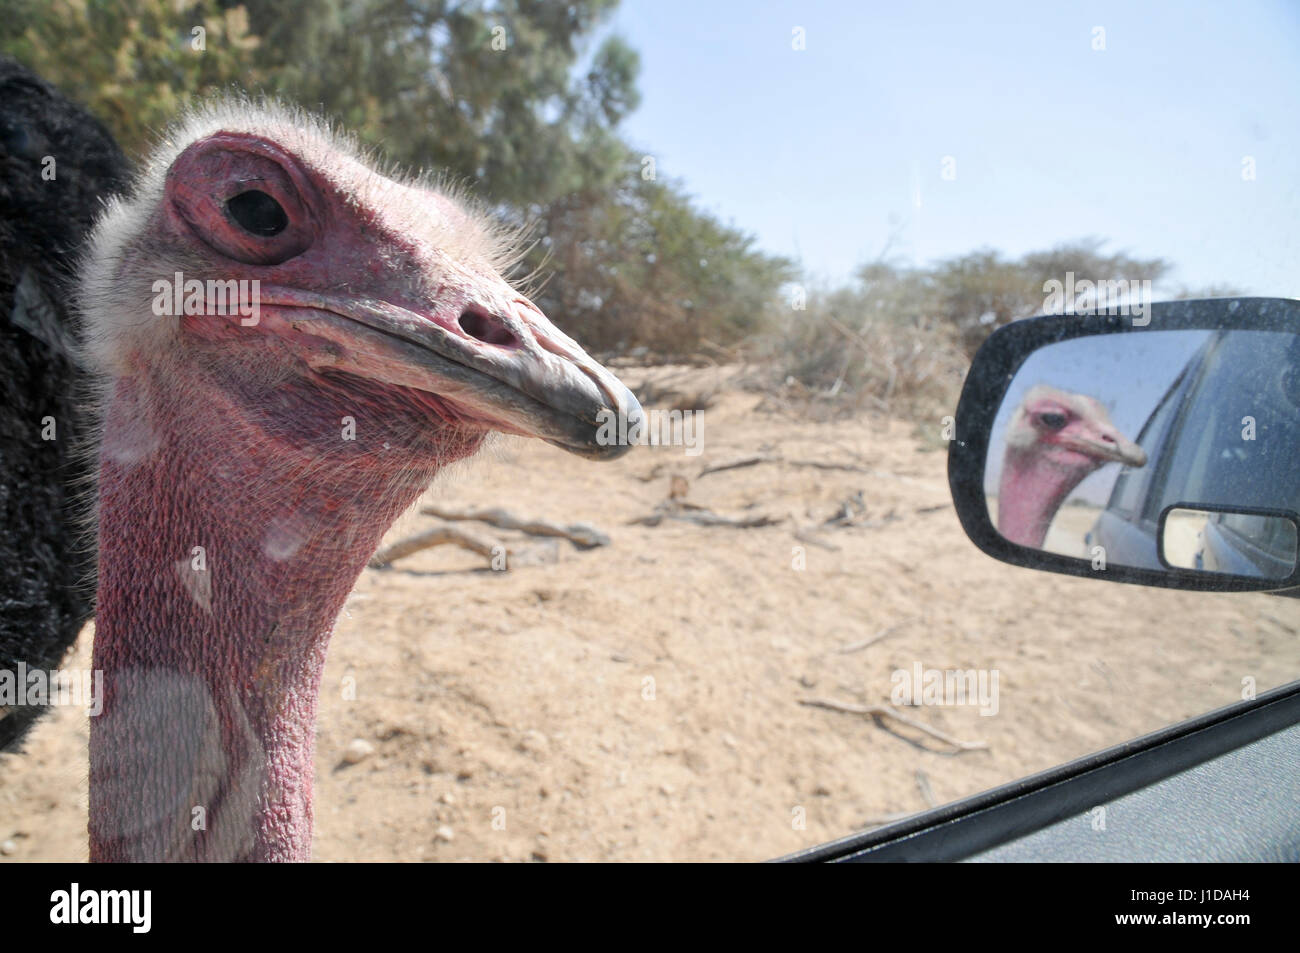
{"left": 948, "top": 297, "right": 1300, "bottom": 593}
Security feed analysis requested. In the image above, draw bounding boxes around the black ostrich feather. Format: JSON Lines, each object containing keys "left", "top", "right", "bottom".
{"left": 0, "top": 57, "right": 130, "bottom": 750}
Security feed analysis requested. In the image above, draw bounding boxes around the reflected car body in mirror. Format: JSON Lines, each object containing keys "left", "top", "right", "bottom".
{"left": 1159, "top": 505, "right": 1299, "bottom": 580}
{"left": 949, "top": 297, "right": 1300, "bottom": 593}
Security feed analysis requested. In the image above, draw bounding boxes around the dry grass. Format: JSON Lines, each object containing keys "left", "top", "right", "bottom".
{"left": 750, "top": 303, "right": 969, "bottom": 423}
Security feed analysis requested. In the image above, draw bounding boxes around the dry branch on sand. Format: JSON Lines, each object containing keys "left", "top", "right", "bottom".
{"left": 823, "top": 492, "right": 903, "bottom": 530}
{"left": 697, "top": 454, "right": 872, "bottom": 478}
{"left": 798, "top": 698, "right": 989, "bottom": 753}
{"left": 792, "top": 524, "right": 841, "bottom": 552}
{"left": 368, "top": 523, "right": 502, "bottom": 568}
{"left": 915, "top": 769, "right": 938, "bottom": 809}
{"left": 369, "top": 507, "right": 611, "bottom": 569}
{"left": 421, "top": 505, "right": 610, "bottom": 549}
{"left": 696, "top": 455, "right": 773, "bottom": 477}
{"left": 835, "top": 620, "right": 916, "bottom": 654}
{"left": 638, "top": 460, "right": 911, "bottom": 544}
{"left": 629, "top": 500, "right": 782, "bottom": 529}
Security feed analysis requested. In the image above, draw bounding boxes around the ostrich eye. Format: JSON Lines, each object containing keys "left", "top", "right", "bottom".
{"left": 1038, "top": 412, "right": 1068, "bottom": 430}
{"left": 226, "top": 189, "right": 289, "bottom": 237}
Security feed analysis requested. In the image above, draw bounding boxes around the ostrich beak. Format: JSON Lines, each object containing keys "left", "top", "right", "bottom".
{"left": 1068, "top": 432, "right": 1147, "bottom": 468}
{"left": 257, "top": 287, "right": 643, "bottom": 459}
{"left": 1113, "top": 440, "right": 1147, "bottom": 468}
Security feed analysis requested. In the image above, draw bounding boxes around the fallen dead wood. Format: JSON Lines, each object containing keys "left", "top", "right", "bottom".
{"left": 915, "top": 769, "right": 938, "bottom": 809}
{"left": 372, "top": 505, "right": 610, "bottom": 569}
{"left": 819, "top": 489, "right": 901, "bottom": 530}
{"left": 696, "top": 454, "right": 870, "bottom": 478}
{"left": 630, "top": 501, "right": 781, "bottom": 529}
{"left": 836, "top": 620, "right": 915, "bottom": 654}
{"left": 785, "top": 458, "right": 872, "bottom": 473}
{"left": 793, "top": 525, "right": 841, "bottom": 552}
{"left": 824, "top": 490, "right": 867, "bottom": 526}
{"left": 697, "top": 455, "right": 775, "bottom": 477}
{"left": 421, "top": 505, "right": 610, "bottom": 549}
{"left": 368, "top": 522, "right": 501, "bottom": 568}
{"left": 824, "top": 495, "right": 900, "bottom": 530}
{"left": 914, "top": 503, "right": 950, "bottom": 515}
{"left": 798, "top": 697, "right": 989, "bottom": 753}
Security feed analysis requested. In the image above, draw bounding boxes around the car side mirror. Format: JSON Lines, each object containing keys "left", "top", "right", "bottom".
{"left": 948, "top": 297, "right": 1300, "bottom": 593}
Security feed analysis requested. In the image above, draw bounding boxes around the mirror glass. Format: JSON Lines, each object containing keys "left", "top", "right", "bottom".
{"left": 983, "top": 328, "right": 1300, "bottom": 575}
{"left": 1160, "top": 506, "right": 1298, "bottom": 579}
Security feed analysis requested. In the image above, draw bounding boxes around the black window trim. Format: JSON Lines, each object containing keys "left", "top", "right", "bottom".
{"left": 781, "top": 677, "right": 1300, "bottom": 862}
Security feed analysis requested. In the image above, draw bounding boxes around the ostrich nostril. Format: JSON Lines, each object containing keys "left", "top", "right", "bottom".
{"left": 459, "top": 309, "right": 522, "bottom": 349}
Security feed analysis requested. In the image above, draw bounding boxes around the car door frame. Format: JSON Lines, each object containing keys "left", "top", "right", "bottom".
{"left": 781, "top": 678, "right": 1300, "bottom": 862}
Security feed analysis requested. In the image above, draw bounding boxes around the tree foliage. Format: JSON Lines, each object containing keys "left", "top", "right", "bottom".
{"left": 767, "top": 237, "right": 1190, "bottom": 418}
{"left": 2, "top": 6, "right": 1216, "bottom": 373}
{"left": 1, "top": 0, "right": 790, "bottom": 352}
{"left": 931, "top": 238, "right": 1170, "bottom": 356}
{"left": 534, "top": 159, "right": 795, "bottom": 355}
{"left": 4, "top": 0, "right": 261, "bottom": 154}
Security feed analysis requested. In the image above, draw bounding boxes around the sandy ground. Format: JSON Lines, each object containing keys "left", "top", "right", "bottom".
{"left": 1163, "top": 510, "right": 1209, "bottom": 570}
{"left": 2, "top": 367, "right": 1298, "bottom": 862}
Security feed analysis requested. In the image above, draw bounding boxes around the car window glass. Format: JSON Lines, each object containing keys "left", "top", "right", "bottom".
{"left": 1158, "top": 332, "right": 1300, "bottom": 515}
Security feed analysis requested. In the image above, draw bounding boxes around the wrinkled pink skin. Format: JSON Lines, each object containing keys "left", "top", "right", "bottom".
{"left": 92, "top": 371, "right": 478, "bottom": 861}
{"left": 998, "top": 444, "right": 1096, "bottom": 550}
{"left": 89, "top": 130, "right": 633, "bottom": 861}
{"left": 997, "top": 390, "right": 1145, "bottom": 549}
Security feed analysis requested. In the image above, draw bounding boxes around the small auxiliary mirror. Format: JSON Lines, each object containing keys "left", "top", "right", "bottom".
{"left": 1159, "top": 505, "right": 1299, "bottom": 580}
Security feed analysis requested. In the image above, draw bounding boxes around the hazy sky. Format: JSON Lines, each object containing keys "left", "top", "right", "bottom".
{"left": 603, "top": 0, "right": 1300, "bottom": 295}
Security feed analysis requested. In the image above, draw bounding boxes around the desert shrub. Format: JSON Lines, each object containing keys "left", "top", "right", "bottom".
{"left": 757, "top": 276, "right": 969, "bottom": 422}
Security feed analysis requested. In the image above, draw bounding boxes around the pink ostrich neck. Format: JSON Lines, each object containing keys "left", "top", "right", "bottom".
{"left": 89, "top": 367, "right": 454, "bottom": 862}
{"left": 997, "top": 447, "right": 1091, "bottom": 549}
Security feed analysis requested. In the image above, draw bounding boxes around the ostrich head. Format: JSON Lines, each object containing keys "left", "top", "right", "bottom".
{"left": 997, "top": 384, "right": 1146, "bottom": 548}
{"left": 82, "top": 103, "right": 640, "bottom": 862}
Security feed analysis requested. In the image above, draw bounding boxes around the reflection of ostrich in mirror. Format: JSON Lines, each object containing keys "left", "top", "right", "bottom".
{"left": 997, "top": 385, "right": 1147, "bottom": 548}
